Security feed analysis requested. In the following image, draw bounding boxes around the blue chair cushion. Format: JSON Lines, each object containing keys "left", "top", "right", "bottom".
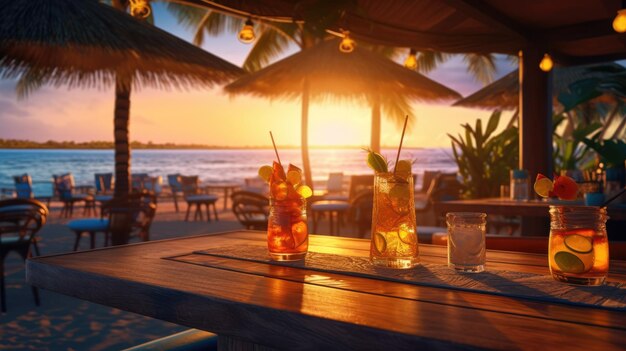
{"left": 0, "top": 236, "right": 26, "bottom": 245}
{"left": 122, "top": 329, "right": 217, "bottom": 351}
{"left": 67, "top": 218, "right": 109, "bottom": 232}
{"left": 95, "top": 195, "right": 113, "bottom": 202}
{"left": 186, "top": 195, "right": 218, "bottom": 203}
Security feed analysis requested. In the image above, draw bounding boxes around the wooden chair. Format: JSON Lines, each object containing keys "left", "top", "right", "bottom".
{"left": 310, "top": 175, "right": 374, "bottom": 236}
{"left": 53, "top": 173, "right": 93, "bottom": 217}
{"left": 347, "top": 189, "right": 374, "bottom": 238}
{"left": 231, "top": 190, "right": 269, "bottom": 230}
{"left": 67, "top": 191, "right": 157, "bottom": 250}
{"left": 13, "top": 174, "right": 52, "bottom": 207}
{"left": 322, "top": 172, "right": 348, "bottom": 201}
{"left": 419, "top": 171, "right": 441, "bottom": 194}
{"left": 167, "top": 173, "right": 183, "bottom": 212}
{"left": 94, "top": 173, "right": 114, "bottom": 205}
{"left": 347, "top": 174, "right": 375, "bottom": 200}
{"left": 0, "top": 198, "right": 48, "bottom": 312}
{"left": 417, "top": 173, "right": 463, "bottom": 225}
{"left": 180, "top": 176, "right": 218, "bottom": 222}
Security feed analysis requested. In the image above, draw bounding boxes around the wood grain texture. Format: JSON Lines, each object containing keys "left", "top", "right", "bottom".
{"left": 26, "top": 231, "right": 626, "bottom": 350}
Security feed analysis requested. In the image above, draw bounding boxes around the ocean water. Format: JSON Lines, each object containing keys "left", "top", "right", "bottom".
{"left": 0, "top": 148, "right": 457, "bottom": 196}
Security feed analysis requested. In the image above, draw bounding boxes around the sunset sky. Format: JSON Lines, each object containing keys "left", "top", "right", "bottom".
{"left": 0, "top": 3, "right": 517, "bottom": 148}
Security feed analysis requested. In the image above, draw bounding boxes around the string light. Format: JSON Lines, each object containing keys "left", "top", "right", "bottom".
{"left": 614, "top": 9, "right": 626, "bottom": 33}
{"left": 238, "top": 18, "right": 255, "bottom": 44}
{"left": 129, "top": 0, "right": 151, "bottom": 19}
{"left": 539, "top": 53, "right": 553, "bottom": 72}
{"left": 404, "top": 49, "right": 417, "bottom": 70}
{"left": 339, "top": 31, "right": 355, "bottom": 53}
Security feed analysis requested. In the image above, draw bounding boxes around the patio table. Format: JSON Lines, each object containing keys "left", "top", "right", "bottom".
{"left": 26, "top": 231, "right": 626, "bottom": 350}
{"left": 203, "top": 183, "right": 240, "bottom": 210}
{"left": 433, "top": 198, "right": 626, "bottom": 221}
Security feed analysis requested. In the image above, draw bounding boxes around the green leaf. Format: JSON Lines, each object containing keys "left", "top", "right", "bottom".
{"left": 484, "top": 111, "right": 501, "bottom": 139}
{"left": 557, "top": 78, "right": 603, "bottom": 112}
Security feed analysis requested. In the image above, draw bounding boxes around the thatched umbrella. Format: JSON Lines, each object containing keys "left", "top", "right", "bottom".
{"left": 453, "top": 63, "right": 625, "bottom": 110}
{"left": 225, "top": 38, "right": 460, "bottom": 189}
{"left": 0, "top": 0, "right": 243, "bottom": 197}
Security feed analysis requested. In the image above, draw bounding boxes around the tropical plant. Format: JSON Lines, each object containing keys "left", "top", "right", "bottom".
{"left": 448, "top": 111, "right": 519, "bottom": 199}
{"left": 552, "top": 115, "right": 601, "bottom": 172}
{"left": 582, "top": 139, "right": 626, "bottom": 168}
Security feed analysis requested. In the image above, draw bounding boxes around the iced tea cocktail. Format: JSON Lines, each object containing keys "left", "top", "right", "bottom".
{"left": 261, "top": 162, "right": 311, "bottom": 261}
{"left": 548, "top": 206, "right": 609, "bottom": 286}
{"left": 370, "top": 171, "right": 419, "bottom": 269}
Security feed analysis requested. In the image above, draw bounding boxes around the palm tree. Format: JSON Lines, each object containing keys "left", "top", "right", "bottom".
{"left": 15, "top": 0, "right": 144, "bottom": 197}
{"left": 168, "top": 4, "right": 497, "bottom": 189}
{"left": 2, "top": 0, "right": 242, "bottom": 245}
{"left": 167, "top": 5, "right": 418, "bottom": 187}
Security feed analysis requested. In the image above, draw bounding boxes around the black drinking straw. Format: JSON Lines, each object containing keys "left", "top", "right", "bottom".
{"left": 393, "top": 115, "right": 409, "bottom": 175}
{"left": 269, "top": 131, "right": 282, "bottom": 166}
{"left": 602, "top": 186, "right": 626, "bottom": 207}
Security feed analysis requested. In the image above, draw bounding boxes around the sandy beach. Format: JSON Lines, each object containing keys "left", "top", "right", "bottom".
{"left": 1, "top": 196, "right": 250, "bottom": 350}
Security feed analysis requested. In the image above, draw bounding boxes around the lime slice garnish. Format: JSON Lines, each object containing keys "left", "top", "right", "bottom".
{"left": 554, "top": 251, "right": 586, "bottom": 273}
{"left": 287, "top": 170, "right": 301, "bottom": 186}
{"left": 389, "top": 183, "right": 410, "bottom": 200}
{"left": 533, "top": 177, "right": 553, "bottom": 198}
{"left": 258, "top": 165, "right": 273, "bottom": 183}
{"left": 374, "top": 232, "right": 387, "bottom": 254}
{"left": 398, "top": 226, "right": 416, "bottom": 245}
{"left": 564, "top": 234, "right": 593, "bottom": 254}
{"left": 296, "top": 185, "right": 312, "bottom": 198}
{"left": 394, "top": 159, "right": 412, "bottom": 175}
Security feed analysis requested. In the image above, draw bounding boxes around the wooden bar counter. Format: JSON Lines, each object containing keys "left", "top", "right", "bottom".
{"left": 26, "top": 231, "right": 626, "bottom": 350}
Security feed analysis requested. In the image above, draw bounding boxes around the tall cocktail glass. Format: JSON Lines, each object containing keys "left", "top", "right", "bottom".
{"left": 266, "top": 159, "right": 309, "bottom": 263}
{"left": 370, "top": 172, "right": 419, "bottom": 269}
{"left": 549, "top": 206, "right": 609, "bottom": 286}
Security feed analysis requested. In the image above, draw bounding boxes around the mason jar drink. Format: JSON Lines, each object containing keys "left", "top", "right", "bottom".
{"left": 370, "top": 172, "right": 419, "bottom": 269}
{"left": 549, "top": 206, "right": 609, "bottom": 286}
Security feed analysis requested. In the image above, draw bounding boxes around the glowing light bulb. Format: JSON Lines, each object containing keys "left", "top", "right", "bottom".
{"left": 404, "top": 49, "right": 417, "bottom": 70}
{"left": 238, "top": 19, "right": 255, "bottom": 44}
{"left": 539, "top": 53, "right": 553, "bottom": 72}
{"left": 339, "top": 32, "right": 355, "bottom": 53}
{"left": 129, "top": 0, "right": 151, "bottom": 19}
{"left": 613, "top": 9, "right": 626, "bottom": 33}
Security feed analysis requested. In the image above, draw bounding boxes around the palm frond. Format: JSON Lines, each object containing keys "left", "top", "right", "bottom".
{"left": 165, "top": 3, "right": 207, "bottom": 28}
{"left": 15, "top": 68, "right": 47, "bottom": 99}
{"left": 415, "top": 51, "right": 450, "bottom": 73}
{"left": 263, "top": 22, "right": 301, "bottom": 45}
{"left": 380, "top": 92, "right": 415, "bottom": 129}
{"left": 192, "top": 11, "right": 212, "bottom": 46}
{"left": 166, "top": 3, "right": 242, "bottom": 35}
{"left": 463, "top": 53, "right": 497, "bottom": 85}
{"left": 243, "top": 27, "right": 294, "bottom": 72}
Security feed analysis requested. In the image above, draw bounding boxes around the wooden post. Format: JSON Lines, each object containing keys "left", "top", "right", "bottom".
{"left": 518, "top": 48, "right": 552, "bottom": 177}
{"left": 519, "top": 48, "right": 552, "bottom": 235}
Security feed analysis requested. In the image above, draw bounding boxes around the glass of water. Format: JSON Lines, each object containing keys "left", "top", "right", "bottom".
{"left": 446, "top": 212, "right": 486, "bottom": 273}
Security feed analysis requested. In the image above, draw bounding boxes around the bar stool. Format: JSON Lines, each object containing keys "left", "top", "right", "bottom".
{"left": 311, "top": 200, "right": 350, "bottom": 236}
